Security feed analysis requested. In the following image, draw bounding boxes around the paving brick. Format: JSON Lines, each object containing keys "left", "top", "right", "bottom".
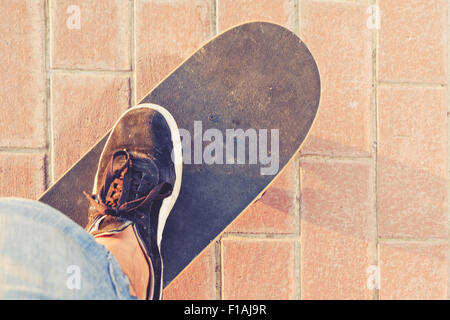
{"left": 300, "top": 160, "right": 375, "bottom": 299}
{"left": 0, "top": 0, "right": 46, "bottom": 148}
{"left": 300, "top": 81, "right": 372, "bottom": 157}
{"left": 51, "top": 73, "right": 130, "bottom": 180}
{"left": 163, "top": 244, "right": 215, "bottom": 300}
{"left": 378, "top": 0, "right": 447, "bottom": 83}
{"left": 51, "top": 0, "right": 131, "bottom": 70}
{"left": 0, "top": 153, "right": 46, "bottom": 199}
{"left": 379, "top": 243, "right": 448, "bottom": 299}
{"left": 218, "top": 0, "right": 296, "bottom": 32}
{"left": 226, "top": 159, "right": 297, "bottom": 234}
{"left": 300, "top": 1, "right": 372, "bottom": 156}
{"left": 135, "top": 0, "right": 212, "bottom": 100}
{"left": 301, "top": 1, "right": 372, "bottom": 84}
{"left": 222, "top": 238, "right": 296, "bottom": 299}
{"left": 377, "top": 87, "right": 447, "bottom": 238}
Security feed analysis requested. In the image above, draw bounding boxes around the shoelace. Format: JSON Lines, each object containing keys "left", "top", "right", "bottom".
{"left": 84, "top": 149, "right": 173, "bottom": 227}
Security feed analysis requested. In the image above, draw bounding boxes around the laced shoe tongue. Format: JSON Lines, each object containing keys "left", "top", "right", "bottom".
{"left": 129, "top": 156, "right": 159, "bottom": 200}
{"left": 103, "top": 151, "right": 160, "bottom": 208}
{"left": 84, "top": 149, "right": 172, "bottom": 235}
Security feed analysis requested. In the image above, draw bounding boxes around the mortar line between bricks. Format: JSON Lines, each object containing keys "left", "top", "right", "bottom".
{"left": 221, "top": 236, "right": 450, "bottom": 244}
{"left": 298, "top": 0, "right": 302, "bottom": 37}
{"left": 443, "top": 0, "right": 450, "bottom": 301}
{"left": 214, "top": 0, "right": 219, "bottom": 34}
{"left": 372, "top": 0, "right": 379, "bottom": 301}
{"left": 214, "top": 240, "right": 222, "bottom": 300}
{"left": 378, "top": 238, "right": 449, "bottom": 244}
{"left": 219, "top": 239, "right": 225, "bottom": 300}
{"left": 299, "top": 155, "right": 373, "bottom": 162}
{"left": 211, "top": 0, "right": 218, "bottom": 37}
{"left": 0, "top": 148, "right": 48, "bottom": 154}
{"left": 131, "top": 0, "right": 137, "bottom": 106}
{"left": 377, "top": 81, "right": 446, "bottom": 88}
{"left": 296, "top": 155, "right": 301, "bottom": 298}
{"left": 44, "top": 0, "right": 53, "bottom": 187}
{"left": 294, "top": 0, "right": 300, "bottom": 36}
{"left": 220, "top": 233, "right": 300, "bottom": 240}
{"left": 51, "top": 68, "right": 134, "bottom": 76}
{"left": 294, "top": 155, "right": 301, "bottom": 300}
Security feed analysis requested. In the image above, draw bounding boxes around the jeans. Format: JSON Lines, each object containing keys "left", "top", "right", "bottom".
{"left": 0, "top": 198, "right": 137, "bottom": 299}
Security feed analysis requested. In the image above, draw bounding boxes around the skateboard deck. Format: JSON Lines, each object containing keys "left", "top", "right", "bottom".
{"left": 39, "top": 22, "right": 321, "bottom": 288}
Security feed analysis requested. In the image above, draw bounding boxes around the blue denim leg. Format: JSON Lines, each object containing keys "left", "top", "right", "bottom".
{"left": 0, "top": 198, "right": 138, "bottom": 300}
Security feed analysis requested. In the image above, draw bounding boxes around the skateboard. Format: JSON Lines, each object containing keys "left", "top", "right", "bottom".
{"left": 38, "top": 22, "right": 321, "bottom": 288}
